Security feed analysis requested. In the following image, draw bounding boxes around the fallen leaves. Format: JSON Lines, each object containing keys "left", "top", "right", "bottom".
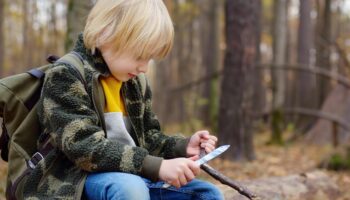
{"left": 200, "top": 133, "right": 350, "bottom": 199}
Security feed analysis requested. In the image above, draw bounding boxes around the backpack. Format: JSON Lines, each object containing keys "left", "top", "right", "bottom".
{"left": 0, "top": 52, "right": 86, "bottom": 200}
{"left": 0, "top": 52, "right": 148, "bottom": 200}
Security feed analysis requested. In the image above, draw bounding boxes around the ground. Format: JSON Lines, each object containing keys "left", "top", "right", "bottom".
{"left": 198, "top": 132, "right": 350, "bottom": 200}
{"left": 0, "top": 133, "right": 349, "bottom": 200}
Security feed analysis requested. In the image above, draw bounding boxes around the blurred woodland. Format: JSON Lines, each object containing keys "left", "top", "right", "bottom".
{"left": 1, "top": 0, "right": 350, "bottom": 199}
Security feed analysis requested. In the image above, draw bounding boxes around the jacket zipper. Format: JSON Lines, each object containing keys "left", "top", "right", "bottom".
{"left": 121, "top": 86, "right": 141, "bottom": 146}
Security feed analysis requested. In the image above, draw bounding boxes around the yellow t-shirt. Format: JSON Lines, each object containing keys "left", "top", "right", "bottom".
{"left": 100, "top": 76, "right": 126, "bottom": 114}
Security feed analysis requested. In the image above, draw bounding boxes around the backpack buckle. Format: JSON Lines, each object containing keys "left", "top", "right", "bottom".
{"left": 28, "top": 152, "right": 44, "bottom": 169}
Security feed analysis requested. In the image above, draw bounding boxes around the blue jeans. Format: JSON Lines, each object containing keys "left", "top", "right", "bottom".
{"left": 84, "top": 172, "right": 224, "bottom": 200}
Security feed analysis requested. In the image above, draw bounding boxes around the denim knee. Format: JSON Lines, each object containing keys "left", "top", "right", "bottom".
{"left": 84, "top": 172, "right": 150, "bottom": 200}
{"left": 109, "top": 178, "right": 150, "bottom": 200}
{"left": 205, "top": 183, "right": 224, "bottom": 200}
{"left": 186, "top": 179, "right": 225, "bottom": 200}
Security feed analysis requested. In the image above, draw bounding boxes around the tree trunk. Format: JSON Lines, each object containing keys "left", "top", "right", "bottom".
{"left": 252, "top": 0, "right": 265, "bottom": 120}
{"left": 65, "top": 0, "right": 93, "bottom": 51}
{"left": 200, "top": 0, "right": 221, "bottom": 128}
{"left": 294, "top": 0, "right": 318, "bottom": 133}
{"left": 316, "top": 0, "right": 332, "bottom": 107}
{"left": 218, "top": 0, "right": 259, "bottom": 161}
{"left": 270, "top": 0, "right": 288, "bottom": 144}
{"left": 22, "top": 0, "right": 32, "bottom": 68}
{"left": 0, "top": 0, "right": 4, "bottom": 77}
{"left": 297, "top": 0, "right": 313, "bottom": 105}
{"left": 272, "top": 0, "right": 287, "bottom": 109}
{"left": 47, "top": 2, "right": 58, "bottom": 54}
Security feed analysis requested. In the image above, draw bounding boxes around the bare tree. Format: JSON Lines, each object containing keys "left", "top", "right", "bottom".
{"left": 199, "top": 0, "right": 222, "bottom": 128}
{"left": 218, "top": 0, "right": 260, "bottom": 161}
{"left": 316, "top": 0, "right": 332, "bottom": 106}
{"left": 47, "top": 2, "right": 58, "bottom": 54}
{"left": 272, "top": 0, "right": 288, "bottom": 108}
{"left": 270, "top": 0, "right": 288, "bottom": 144}
{"left": 295, "top": 0, "right": 318, "bottom": 132}
{"left": 65, "top": 0, "right": 93, "bottom": 51}
{"left": 252, "top": 0, "right": 264, "bottom": 121}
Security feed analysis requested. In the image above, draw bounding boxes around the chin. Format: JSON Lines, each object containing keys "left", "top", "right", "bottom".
{"left": 121, "top": 77, "right": 131, "bottom": 82}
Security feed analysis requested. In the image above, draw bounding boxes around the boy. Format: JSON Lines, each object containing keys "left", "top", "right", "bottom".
{"left": 23, "top": 0, "right": 224, "bottom": 199}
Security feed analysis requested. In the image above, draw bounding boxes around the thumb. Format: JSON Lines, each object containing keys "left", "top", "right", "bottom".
{"left": 188, "top": 155, "right": 199, "bottom": 161}
{"left": 198, "top": 131, "right": 210, "bottom": 139}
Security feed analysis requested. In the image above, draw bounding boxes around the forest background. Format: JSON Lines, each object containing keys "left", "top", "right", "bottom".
{"left": 1, "top": 0, "right": 350, "bottom": 199}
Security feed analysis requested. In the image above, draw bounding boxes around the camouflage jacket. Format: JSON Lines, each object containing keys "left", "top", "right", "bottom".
{"left": 22, "top": 35, "right": 188, "bottom": 199}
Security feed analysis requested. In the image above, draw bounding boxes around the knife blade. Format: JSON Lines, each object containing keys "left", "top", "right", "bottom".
{"left": 195, "top": 145, "right": 230, "bottom": 165}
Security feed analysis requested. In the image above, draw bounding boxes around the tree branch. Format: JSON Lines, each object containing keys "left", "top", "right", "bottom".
{"left": 201, "top": 163, "right": 258, "bottom": 200}
{"left": 200, "top": 150, "right": 258, "bottom": 199}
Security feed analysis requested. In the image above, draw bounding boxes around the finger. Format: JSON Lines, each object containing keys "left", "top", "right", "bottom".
{"left": 184, "top": 167, "right": 195, "bottom": 182}
{"left": 179, "top": 173, "right": 187, "bottom": 186}
{"left": 200, "top": 138, "right": 208, "bottom": 143}
{"left": 205, "top": 145, "right": 215, "bottom": 153}
{"left": 171, "top": 179, "right": 181, "bottom": 188}
{"left": 200, "top": 142, "right": 215, "bottom": 150}
{"left": 201, "top": 139, "right": 216, "bottom": 146}
{"left": 189, "top": 155, "right": 199, "bottom": 161}
{"left": 209, "top": 135, "right": 218, "bottom": 142}
{"left": 201, "top": 143, "right": 215, "bottom": 153}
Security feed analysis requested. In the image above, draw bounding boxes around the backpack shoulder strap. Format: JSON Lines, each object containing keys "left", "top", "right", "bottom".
{"left": 56, "top": 51, "right": 86, "bottom": 84}
{"left": 137, "top": 73, "right": 147, "bottom": 97}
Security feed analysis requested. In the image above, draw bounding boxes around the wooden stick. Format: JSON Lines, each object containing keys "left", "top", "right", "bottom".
{"left": 201, "top": 163, "right": 258, "bottom": 200}
{"left": 200, "top": 150, "right": 258, "bottom": 199}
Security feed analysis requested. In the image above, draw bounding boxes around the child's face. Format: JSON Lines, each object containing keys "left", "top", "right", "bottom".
{"left": 99, "top": 43, "right": 150, "bottom": 82}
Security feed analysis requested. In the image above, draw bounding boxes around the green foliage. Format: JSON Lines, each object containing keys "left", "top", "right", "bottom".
{"left": 323, "top": 147, "right": 350, "bottom": 171}
{"left": 285, "top": 123, "right": 295, "bottom": 133}
{"left": 327, "top": 153, "right": 350, "bottom": 170}
{"left": 268, "top": 109, "right": 285, "bottom": 145}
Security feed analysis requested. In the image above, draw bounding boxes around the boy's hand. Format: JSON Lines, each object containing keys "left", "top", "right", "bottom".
{"left": 159, "top": 157, "right": 200, "bottom": 188}
{"left": 186, "top": 130, "right": 218, "bottom": 157}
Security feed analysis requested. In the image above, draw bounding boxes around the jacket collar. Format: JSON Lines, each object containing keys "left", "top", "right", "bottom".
{"left": 72, "top": 34, "right": 110, "bottom": 76}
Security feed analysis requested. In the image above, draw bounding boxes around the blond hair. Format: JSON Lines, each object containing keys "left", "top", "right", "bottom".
{"left": 84, "top": 0, "right": 174, "bottom": 60}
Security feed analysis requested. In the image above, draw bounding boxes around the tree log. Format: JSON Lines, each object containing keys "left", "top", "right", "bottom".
{"left": 218, "top": 171, "right": 340, "bottom": 200}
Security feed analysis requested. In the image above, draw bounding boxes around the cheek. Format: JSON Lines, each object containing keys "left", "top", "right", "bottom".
{"left": 108, "top": 62, "right": 131, "bottom": 75}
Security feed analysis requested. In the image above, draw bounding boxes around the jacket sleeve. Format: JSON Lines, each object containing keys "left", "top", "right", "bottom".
{"left": 141, "top": 77, "right": 190, "bottom": 160}
{"left": 37, "top": 64, "right": 156, "bottom": 180}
